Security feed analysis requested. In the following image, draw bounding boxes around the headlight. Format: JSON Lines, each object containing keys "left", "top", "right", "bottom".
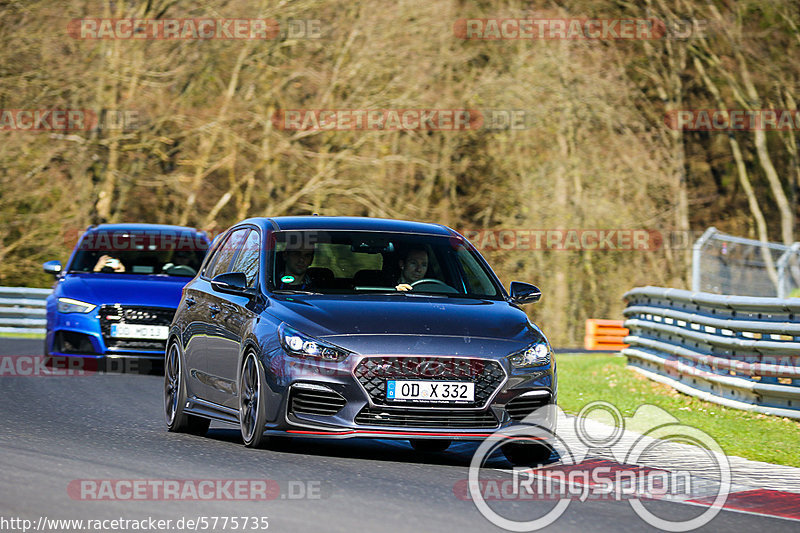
{"left": 278, "top": 323, "right": 350, "bottom": 362}
{"left": 508, "top": 342, "right": 551, "bottom": 368}
{"left": 57, "top": 297, "right": 97, "bottom": 314}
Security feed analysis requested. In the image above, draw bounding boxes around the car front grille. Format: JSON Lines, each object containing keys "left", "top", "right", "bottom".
{"left": 99, "top": 304, "right": 174, "bottom": 351}
{"left": 355, "top": 406, "right": 499, "bottom": 429}
{"left": 289, "top": 386, "right": 347, "bottom": 417}
{"left": 505, "top": 393, "right": 552, "bottom": 422}
{"left": 353, "top": 356, "right": 506, "bottom": 408}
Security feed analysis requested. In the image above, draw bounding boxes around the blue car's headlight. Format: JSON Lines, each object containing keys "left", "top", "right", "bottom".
{"left": 508, "top": 342, "right": 551, "bottom": 368}
{"left": 57, "top": 297, "right": 97, "bottom": 314}
{"left": 278, "top": 323, "right": 350, "bottom": 362}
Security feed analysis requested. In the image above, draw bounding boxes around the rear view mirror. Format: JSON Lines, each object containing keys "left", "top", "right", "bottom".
{"left": 211, "top": 272, "right": 249, "bottom": 294}
{"left": 509, "top": 281, "right": 541, "bottom": 305}
{"left": 43, "top": 260, "right": 62, "bottom": 276}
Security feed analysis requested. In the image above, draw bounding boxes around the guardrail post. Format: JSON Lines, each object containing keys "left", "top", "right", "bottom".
{"left": 777, "top": 243, "right": 800, "bottom": 298}
{"left": 691, "top": 227, "right": 718, "bottom": 292}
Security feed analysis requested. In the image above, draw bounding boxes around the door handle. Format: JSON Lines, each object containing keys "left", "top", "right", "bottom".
{"left": 185, "top": 297, "right": 196, "bottom": 307}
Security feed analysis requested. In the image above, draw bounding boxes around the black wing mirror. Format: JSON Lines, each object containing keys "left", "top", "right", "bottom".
{"left": 211, "top": 272, "right": 249, "bottom": 294}
{"left": 43, "top": 260, "right": 62, "bottom": 277}
{"left": 509, "top": 281, "right": 541, "bottom": 305}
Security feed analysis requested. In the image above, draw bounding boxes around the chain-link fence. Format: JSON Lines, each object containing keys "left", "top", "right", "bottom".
{"left": 691, "top": 227, "right": 800, "bottom": 297}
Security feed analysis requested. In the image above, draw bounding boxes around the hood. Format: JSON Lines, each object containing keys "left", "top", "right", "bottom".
{"left": 57, "top": 273, "right": 189, "bottom": 308}
{"left": 267, "top": 294, "right": 545, "bottom": 346}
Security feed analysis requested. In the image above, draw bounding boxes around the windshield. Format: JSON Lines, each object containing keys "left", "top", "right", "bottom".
{"left": 268, "top": 230, "right": 502, "bottom": 298}
{"left": 68, "top": 230, "right": 208, "bottom": 277}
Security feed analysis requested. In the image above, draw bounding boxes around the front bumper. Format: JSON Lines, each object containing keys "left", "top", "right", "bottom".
{"left": 263, "top": 353, "right": 557, "bottom": 440}
{"left": 46, "top": 304, "right": 176, "bottom": 371}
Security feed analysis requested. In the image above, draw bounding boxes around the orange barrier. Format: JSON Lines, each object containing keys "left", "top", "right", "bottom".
{"left": 584, "top": 319, "right": 629, "bottom": 350}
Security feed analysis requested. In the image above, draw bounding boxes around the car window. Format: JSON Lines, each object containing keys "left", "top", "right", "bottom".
{"left": 206, "top": 228, "right": 249, "bottom": 279}
{"left": 311, "top": 243, "right": 383, "bottom": 277}
{"left": 229, "top": 229, "right": 260, "bottom": 287}
{"left": 268, "top": 230, "right": 501, "bottom": 298}
{"left": 67, "top": 230, "right": 207, "bottom": 276}
{"left": 456, "top": 247, "right": 498, "bottom": 295}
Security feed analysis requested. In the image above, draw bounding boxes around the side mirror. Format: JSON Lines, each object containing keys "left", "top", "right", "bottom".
{"left": 509, "top": 281, "right": 541, "bottom": 305}
{"left": 211, "top": 272, "right": 250, "bottom": 294}
{"left": 43, "top": 260, "right": 62, "bottom": 276}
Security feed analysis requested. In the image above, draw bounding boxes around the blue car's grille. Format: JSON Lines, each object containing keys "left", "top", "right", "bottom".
{"left": 99, "top": 304, "right": 175, "bottom": 351}
{"left": 354, "top": 356, "right": 505, "bottom": 409}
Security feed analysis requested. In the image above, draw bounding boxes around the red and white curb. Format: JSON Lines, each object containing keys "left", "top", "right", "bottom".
{"left": 521, "top": 457, "right": 800, "bottom": 522}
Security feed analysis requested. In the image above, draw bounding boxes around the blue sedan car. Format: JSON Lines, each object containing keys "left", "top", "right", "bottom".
{"left": 166, "top": 216, "right": 556, "bottom": 464}
{"left": 43, "top": 224, "right": 209, "bottom": 372}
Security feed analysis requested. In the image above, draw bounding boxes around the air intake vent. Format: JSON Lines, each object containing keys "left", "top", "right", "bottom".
{"left": 505, "top": 392, "right": 551, "bottom": 422}
{"left": 289, "top": 386, "right": 346, "bottom": 417}
{"left": 355, "top": 407, "right": 498, "bottom": 429}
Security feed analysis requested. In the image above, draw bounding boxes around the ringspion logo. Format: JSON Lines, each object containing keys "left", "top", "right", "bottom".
{"left": 465, "top": 402, "right": 730, "bottom": 531}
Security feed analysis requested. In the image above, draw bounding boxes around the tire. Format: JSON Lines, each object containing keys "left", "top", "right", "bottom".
{"left": 501, "top": 441, "right": 553, "bottom": 466}
{"left": 164, "top": 340, "right": 210, "bottom": 436}
{"left": 410, "top": 439, "right": 452, "bottom": 453}
{"left": 239, "top": 351, "right": 269, "bottom": 448}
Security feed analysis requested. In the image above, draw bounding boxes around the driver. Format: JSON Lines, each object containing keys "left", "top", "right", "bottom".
{"left": 162, "top": 250, "right": 196, "bottom": 274}
{"left": 277, "top": 246, "right": 315, "bottom": 290}
{"left": 93, "top": 254, "right": 125, "bottom": 273}
{"left": 396, "top": 247, "right": 428, "bottom": 292}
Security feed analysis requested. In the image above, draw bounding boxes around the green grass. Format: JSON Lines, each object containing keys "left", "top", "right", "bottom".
{"left": 555, "top": 353, "right": 800, "bottom": 467}
{"left": 0, "top": 332, "right": 44, "bottom": 339}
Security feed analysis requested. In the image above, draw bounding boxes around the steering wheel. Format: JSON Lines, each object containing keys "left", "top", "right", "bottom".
{"left": 163, "top": 264, "right": 197, "bottom": 277}
{"left": 410, "top": 278, "right": 459, "bottom": 294}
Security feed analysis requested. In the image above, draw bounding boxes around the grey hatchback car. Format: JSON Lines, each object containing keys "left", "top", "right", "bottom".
{"left": 165, "top": 216, "right": 557, "bottom": 465}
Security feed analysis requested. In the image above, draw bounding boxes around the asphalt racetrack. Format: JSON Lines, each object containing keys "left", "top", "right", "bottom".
{"left": 0, "top": 338, "right": 794, "bottom": 532}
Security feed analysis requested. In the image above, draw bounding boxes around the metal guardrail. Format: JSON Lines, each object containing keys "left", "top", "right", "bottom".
{"left": 0, "top": 286, "right": 52, "bottom": 334}
{"left": 622, "top": 286, "right": 800, "bottom": 419}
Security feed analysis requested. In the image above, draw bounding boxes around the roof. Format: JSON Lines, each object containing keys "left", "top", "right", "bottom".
{"left": 88, "top": 223, "right": 205, "bottom": 234}
{"left": 244, "top": 216, "right": 454, "bottom": 236}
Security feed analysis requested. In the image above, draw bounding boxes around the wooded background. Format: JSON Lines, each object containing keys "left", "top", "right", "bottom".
{"left": 1, "top": 0, "right": 798, "bottom": 345}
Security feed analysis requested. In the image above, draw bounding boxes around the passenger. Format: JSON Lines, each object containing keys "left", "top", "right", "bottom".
{"left": 396, "top": 247, "right": 429, "bottom": 292}
{"left": 277, "top": 246, "right": 315, "bottom": 290}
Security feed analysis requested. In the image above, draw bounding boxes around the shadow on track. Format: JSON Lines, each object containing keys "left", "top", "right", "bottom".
{"left": 204, "top": 427, "right": 559, "bottom": 469}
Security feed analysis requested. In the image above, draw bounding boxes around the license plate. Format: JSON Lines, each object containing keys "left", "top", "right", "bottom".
{"left": 110, "top": 324, "right": 169, "bottom": 340}
{"left": 386, "top": 380, "right": 474, "bottom": 403}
